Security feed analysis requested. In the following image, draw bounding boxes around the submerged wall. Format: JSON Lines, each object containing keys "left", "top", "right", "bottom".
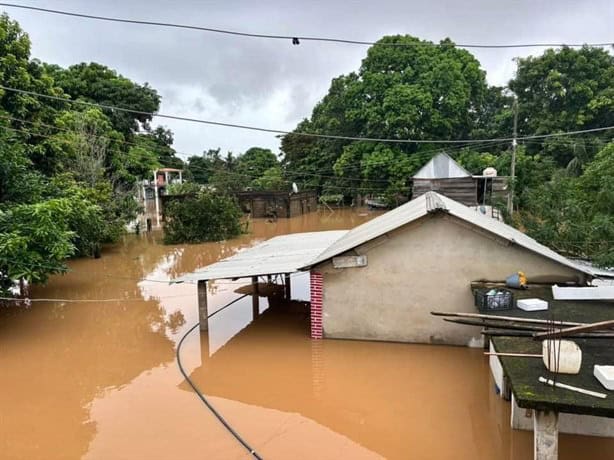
{"left": 315, "top": 213, "right": 585, "bottom": 346}
{"left": 237, "top": 191, "right": 317, "bottom": 218}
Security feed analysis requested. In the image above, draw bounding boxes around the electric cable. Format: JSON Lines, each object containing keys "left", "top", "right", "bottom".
{"left": 3, "top": 84, "right": 614, "bottom": 144}
{"left": 0, "top": 111, "right": 511, "bottom": 181}
{"left": 176, "top": 294, "right": 264, "bottom": 459}
{"left": 0, "top": 115, "right": 504, "bottom": 186}
{"left": 0, "top": 2, "right": 611, "bottom": 49}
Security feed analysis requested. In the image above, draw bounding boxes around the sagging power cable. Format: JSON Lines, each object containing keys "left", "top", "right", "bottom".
{"left": 176, "top": 294, "right": 264, "bottom": 459}
{"left": 2, "top": 84, "right": 614, "bottom": 144}
{"left": 0, "top": 2, "right": 611, "bottom": 49}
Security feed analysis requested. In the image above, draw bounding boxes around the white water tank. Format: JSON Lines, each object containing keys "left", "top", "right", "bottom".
{"left": 483, "top": 167, "right": 497, "bottom": 177}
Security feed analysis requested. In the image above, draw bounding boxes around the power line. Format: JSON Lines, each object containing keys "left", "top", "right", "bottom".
{"left": 3, "top": 84, "right": 614, "bottom": 144}
{"left": 0, "top": 114, "right": 508, "bottom": 185}
{"left": 0, "top": 121, "right": 399, "bottom": 192}
{"left": 0, "top": 120, "right": 397, "bottom": 185}
{"left": 0, "top": 2, "right": 611, "bottom": 49}
{"left": 0, "top": 114, "right": 391, "bottom": 184}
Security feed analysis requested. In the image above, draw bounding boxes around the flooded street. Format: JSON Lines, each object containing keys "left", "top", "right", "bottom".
{"left": 1, "top": 209, "right": 613, "bottom": 460}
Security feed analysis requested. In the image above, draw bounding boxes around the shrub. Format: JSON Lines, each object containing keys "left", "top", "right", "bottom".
{"left": 163, "top": 192, "right": 243, "bottom": 244}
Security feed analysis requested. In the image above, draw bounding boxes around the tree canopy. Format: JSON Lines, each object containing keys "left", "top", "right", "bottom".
{"left": 282, "top": 35, "right": 491, "bottom": 198}
{"left": 0, "top": 14, "right": 179, "bottom": 293}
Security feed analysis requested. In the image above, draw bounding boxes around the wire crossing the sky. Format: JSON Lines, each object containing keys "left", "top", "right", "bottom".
{"left": 2, "top": 84, "right": 614, "bottom": 145}
{"left": 0, "top": 2, "right": 612, "bottom": 49}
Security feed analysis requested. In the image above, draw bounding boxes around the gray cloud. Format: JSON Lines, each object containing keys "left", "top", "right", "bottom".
{"left": 4, "top": 0, "right": 613, "bottom": 155}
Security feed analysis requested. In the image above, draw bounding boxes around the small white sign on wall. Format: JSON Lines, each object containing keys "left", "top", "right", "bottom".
{"left": 332, "top": 255, "right": 368, "bottom": 269}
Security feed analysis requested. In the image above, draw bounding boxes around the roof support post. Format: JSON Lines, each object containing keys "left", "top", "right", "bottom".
{"left": 252, "top": 276, "right": 260, "bottom": 319}
{"left": 198, "top": 280, "right": 208, "bottom": 331}
{"left": 284, "top": 273, "right": 291, "bottom": 300}
{"left": 534, "top": 410, "right": 558, "bottom": 460}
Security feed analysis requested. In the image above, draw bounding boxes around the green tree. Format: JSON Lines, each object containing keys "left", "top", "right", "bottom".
{"left": 236, "top": 147, "right": 278, "bottom": 178}
{"left": 509, "top": 46, "right": 614, "bottom": 168}
{"left": 163, "top": 192, "right": 243, "bottom": 244}
{"left": 0, "top": 199, "right": 75, "bottom": 292}
{"left": 137, "top": 126, "right": 184, "bottom": 170}
{"left": 520, "top": 142, "right": 614, "bottom": 267}
{"left": 252, "top": 166, "right": 286, "bottom": 191}
{"left": 186, "top": 148, "right": 223, "bottom": 184}
{"left": 282, "top": 35, "right": 490, "bottom": 198}
{"left": 44, "top": 108, "right": 123, "bottom": 182}
{"left": 0, "top": 129, "right": 44, "bottom": 206}
{"left": 44, "top": 62, "right": 160, "bottom": 139}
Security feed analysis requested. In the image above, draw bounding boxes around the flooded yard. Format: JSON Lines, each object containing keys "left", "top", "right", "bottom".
{"left": 1, "top": 209, "right": 613, "bottom": 459}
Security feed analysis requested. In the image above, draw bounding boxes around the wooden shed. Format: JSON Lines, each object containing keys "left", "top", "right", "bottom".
{"left": 411, "top": 153, "right": 508, "bottom": 206}
{"left": 237, "top": 190, "right": 318, "bottom": 218}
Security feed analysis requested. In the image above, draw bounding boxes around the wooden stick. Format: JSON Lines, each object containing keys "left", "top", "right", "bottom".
{"left": 444, "top": 318, "right": 550, "bottom": 331}
{"left": 538, "top": 376, "right": 607, "bottom": 399}
{"left": 534, "top": 319, "right": 614, "bottom": 339}
{"left": 485, "top": 352, "right": 542, "bottom": 358}
{"left": 431, "top": 311, "right": 584, "bottom": 327}
{"left": 482, "top": 329, "right": 614, "bottom": 339}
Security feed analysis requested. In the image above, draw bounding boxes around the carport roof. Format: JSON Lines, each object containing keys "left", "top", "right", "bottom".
{"left": 176, "top": 230, "right": 348, "bottom": 282}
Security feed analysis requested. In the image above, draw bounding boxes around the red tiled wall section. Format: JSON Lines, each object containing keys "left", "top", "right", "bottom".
{"left": 310, "top": 271, "right": 323, "bottom": 339}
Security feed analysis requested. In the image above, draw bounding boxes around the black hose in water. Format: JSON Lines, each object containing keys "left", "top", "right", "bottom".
{"left": 176, "top": 295, "right": 264, "bottom": 460}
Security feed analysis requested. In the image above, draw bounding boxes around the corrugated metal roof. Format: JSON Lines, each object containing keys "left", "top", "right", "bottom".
{"left": 177, "top": 230, "right": 347, "bottom": 282}
{"left": 412, "top": 153, "right": 471, "bottom": 179}
{"left": 177, "top": 192, "right": 605, "bottom": 283}
{"left": 307, "top": 192, "right": 598, "bottom": 277}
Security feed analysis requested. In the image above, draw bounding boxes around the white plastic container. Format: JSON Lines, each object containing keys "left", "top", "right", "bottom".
{"left": 517, "top": 298, "right": 548, "bottom": 311}
{"left": 542, "top": 340, "right": 582, "bottom": 374}
{"left": 594, "top": 365, "right": 614, "bottom": 390}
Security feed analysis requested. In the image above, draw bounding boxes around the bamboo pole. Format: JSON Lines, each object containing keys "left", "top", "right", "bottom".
{"left": 485, "top": 352, "right": 542, "bottom": 358}
{"left": 431, "top": 311, "right": 585, "bottom": 327}
{"left": 534, "top": 319, "right": 614, "bottom": 340}
{"left": 443, "top": 318, "right": 550, "bottom": 331}
{"left": 482, "top": 329, "right": 614, "bottom": 339}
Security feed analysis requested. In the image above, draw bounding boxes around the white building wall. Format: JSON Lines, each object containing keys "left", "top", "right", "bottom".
{"left": 316, "top": 214, "right": 584, "bottom": 346}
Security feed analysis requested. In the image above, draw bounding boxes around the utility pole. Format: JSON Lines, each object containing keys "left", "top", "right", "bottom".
{"left": 507, "top": 97, "right": 518, "bottom": 215}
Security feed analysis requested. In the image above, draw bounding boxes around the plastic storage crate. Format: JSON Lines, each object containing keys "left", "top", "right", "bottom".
{"left": 474, "top": 289, "right": 514, "bottom": 312}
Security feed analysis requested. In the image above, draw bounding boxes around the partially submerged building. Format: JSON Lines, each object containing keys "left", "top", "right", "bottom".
{"left": 179, "top": 192, "right": 614, "bottom": 457}
{"left": 237, "top": 190, "right": 318, "bottom": 218}
{"left": 303, "top": 192, "right": 596, "bottom": 345}
{"left": 179, "top": 191, "right": 599, "bottom": 347}
{"left": 412, "top": 153, "right": 508, "bottom": 209}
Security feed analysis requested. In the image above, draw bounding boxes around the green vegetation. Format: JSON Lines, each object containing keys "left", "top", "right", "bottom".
{"left": 282, "top": 36, "right": 491, "bottom": 199}
{"left": 186, "top": 146, "right": 286, "bottom": 192}
{"left": 2, "top": 8, "right": 614, "bottom": 296}
{"left": 520, "top": 143, "right": 614, "bottom": 266}
{"left": 279, "top": 37, "right": 614, "bottom": 266}
{"left": 162, "top": 192, "right": 243, "bottom": 244}
{"left": 0, "top": 13, "right": 182, "bottom": 294}
{"left": 165, "top": 181, "right": 202, "bottom": 196}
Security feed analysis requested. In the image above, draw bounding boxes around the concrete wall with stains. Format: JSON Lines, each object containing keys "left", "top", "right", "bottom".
{"left": 315, "top": 213, "right": 585, "bottom": 346}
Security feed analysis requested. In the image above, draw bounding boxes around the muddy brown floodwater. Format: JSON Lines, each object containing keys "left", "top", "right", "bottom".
{"left": 1, "top": 208, "right": 614, "bottom": 460}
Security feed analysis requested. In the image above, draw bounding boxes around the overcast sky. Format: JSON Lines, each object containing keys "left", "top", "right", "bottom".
{"left": 3, "top": 0, "right": 613, "bottom": 159}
